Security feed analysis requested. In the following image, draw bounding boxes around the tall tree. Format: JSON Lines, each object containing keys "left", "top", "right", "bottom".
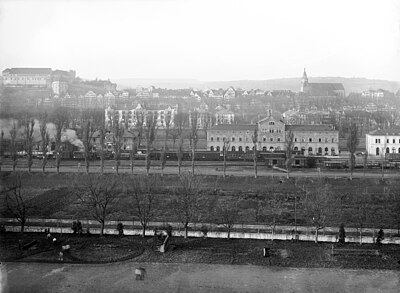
{"left": 215, "top": 197, "right": 239, "bottom": 240}
{"left": 174, "top": 112, "right": 188, "bottom": 176}
{"left": 252, "top": 125, "right": 258, "bottom": 178}
{"left": 0, "top": 130, "right": 4, "bottom": 172}
{"left": 128, "top": 110, "right": 144, "bottom": 174}
{"left": 113, "top": 123, "right": 124, "bottom": 175}
{"left": 302, "top": 183, "right": 335, "bottom": 243}
{"left": 3, "top": 173, "right": 30, "bottom": 233}
{"left": 23, "top": 118, "right": 35, "bottom": 173}
{"left": 129, "top": 175, "right": 159, "bottom": 237}
{"left": 144, "top": 112, "right": 157, "bottom": 176}
{"left": 285, "top": 130, "right": 295, "bottom": 179}
{"left": 160, "top": 110, "right": 172, "bottom": 176}
{"left": 39, "top": 113, "right": 50, "bottom": 173}
{"left": 172, "top": 172, "right": 202, "bottom": 238}
{"left": 75, "top": 174, "right": 119, "bottom": 236}
{"left": 346, "top": 122, "right": 359, "bottom": 180}
{"left": 53, "top": 107, "right": 69, "bottom": 174}
{"left": 222, "top": 137, "right": 230, "bottom": 179}
{"left": 9, "top": 121, "right": 19, "bottom": 173}
{"left": 189, "top": 110, "right": 199, "bottom": 175}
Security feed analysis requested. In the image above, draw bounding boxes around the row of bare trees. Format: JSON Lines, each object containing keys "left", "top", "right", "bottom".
{"left": 3, "top": 173, "right": 400, "bottom": 242}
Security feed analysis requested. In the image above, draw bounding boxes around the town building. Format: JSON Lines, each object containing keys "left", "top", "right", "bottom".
{"left": 257, "top": 116, "right": 285, "bottom": 152}
{"left": 215, "top": 108, "right": 235, "bottom": 125}
{"left": 300, "top": 69, "right": 345, "bottom": 97}
{"left": 105, "top": 104, "right": 177, "bottom": 129}
{"left": 2, "top": 68, "right": 52, "bottom": 88}
{"left": 207, "top": 124, "right": 256, "bottom": 152}
{"left": 366, "top": 129, "right": 400, "bottom": 157}
{"left": 285, "top": 124, "right": 339, "bottom": 156}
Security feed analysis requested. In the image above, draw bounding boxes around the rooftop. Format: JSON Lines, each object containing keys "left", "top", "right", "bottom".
{"left": 209, "top": 124, "right": 256, "bottom": 131}
{"left": 285, "top": 124, "right": 336, "bottom": 132}
{"left": 368, "top": 129, "right": 400, "bottom": 136}
{"left": 2, "top": 68, "right": 52, "bottom": 75}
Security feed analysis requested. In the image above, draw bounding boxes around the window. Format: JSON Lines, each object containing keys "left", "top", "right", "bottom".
{"left": 332, "top": 138, "right": 335, "bottom": 143}
{"left": 277, "top": 138, "right": 281, "bottom": 142}
{"left": 318, "top": 138, "right": 322, "bottom": 142}
{"left": 216, "top": 146, "right": 220, "bottom": 151}
{"left": 211, "top": 137, "right": 214, "bottom": 142}
{"left": 325, "top": 138, "right": 328, "bottom": 142}
{"left": 270, "top": 138, "right": 273, "bottom": 142}
{"left": 232, "top": 137, "right": 235, "bottom": 142}
{"left": 210, "top": 146, "right": 214, "bottom": 151}
{"left": 294, "top": 147, "right": 298, "bottom": 151}
{"left": 263, "top": 146, "right": 267, "bottom": 151}
{"left": 376, "top": 147, "right": 380, "bottom": 155}
{"left": 294, "top": 138, "right": 297, "bottom": 142}
{"left": 387, "top": 139, "right": 389, "bottom": 143}
{"left": 239, "top": 137, "right": 242, "bottom": 142}
{"left": 231, "top": 146, "right": 236, "bottom": 151}
{"left": 386, "top": 147, "right": 390, "bottom": 153}
{"left": 245, "top": 146, "right": 250, "bottom": 152}
{"left": 308, "top": 147, "right": 313, "bottom": 152}
{"left": 309, "top": 138, "right": 312, "bottom": 142}
{"left": 393, "top": 139, "right": 396, "bottom": 143}
{"left": 217, "top": 137, "right": 220, "bottom": 142}
{"left": 263, "top": 137, "right": 266, "bottom": 142}
{"left": 302, "top": 138, "right": 305, "bottom": 142}
{"left": 269, "top": 121, "right": 275, "bottom": 125}
{"left": 239, "top": 146, "right": 243, "bottom": 152}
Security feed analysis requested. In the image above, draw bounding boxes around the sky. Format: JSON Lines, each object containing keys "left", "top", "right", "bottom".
{"left": 0, "top": 0, "right": 399, "bottom": 81}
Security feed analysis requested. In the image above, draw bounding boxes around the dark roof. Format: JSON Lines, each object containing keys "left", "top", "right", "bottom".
{"left": 285, "top": 124, "right": 336, "bottom": 132}
{"left": 2, "top": 68, "right": 52, "bottom": 75}
{"left": 368, "top": 129, "right": 400, "bottom": 136}
{"left": 306, "top": 83, "right": 344, "bottom": 96}
{"left": 209, "top": 124, "right": 256, "bottom": 131}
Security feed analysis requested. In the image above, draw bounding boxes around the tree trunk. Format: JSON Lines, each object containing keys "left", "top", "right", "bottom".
{"left": 20, "top": 219, "right": 26, "bottom": 233}
{"left": 359, "top": 227, "right": 363, "bottom": 245}
{"left": 85, "top": 157, "right": 89, "bottom": 174}
{"left": 28, "top": 157, "right": 32, "bottom": 173}
{"left": 13, "top": 160, "right": 16, "bottom": 172}
{"left": 100, "top": 156, "right": 104, "bottom": 175}
{"left": 142, "top": 225, "right": 146, "bottom": 237}
{"left": 253, "top": 151, "right": 257, "bottom": 178}
{"left": 56, "top": 158, "right": 60, "bottom": 175}
{"left": 184, "top": 223, "right": 188, "bottom": 239}
{"left": 315, "top": 228, "right": 319, "bottom": 243}
{"left": 192, "top": 148, "right": 195, "bottom": 175}
{"left": 178, "top": 160, "right": 181, "bottom": 176}
{"left": 100, "top": 221, "right": 105, "bottom": 237}
{"left": 227, "top": 227, "right": 231, "bottom": 240}
{"left": 223, "top": 154, "right": 227, "bottom": 179}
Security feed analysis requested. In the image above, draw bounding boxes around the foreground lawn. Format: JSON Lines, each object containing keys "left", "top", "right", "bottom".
{"left": 2, "top": 232, "right": 400, "bottom": 270}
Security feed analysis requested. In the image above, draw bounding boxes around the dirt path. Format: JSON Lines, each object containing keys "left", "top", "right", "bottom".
{"left": 2, "top": 261, "right": 399, "bottom": 293}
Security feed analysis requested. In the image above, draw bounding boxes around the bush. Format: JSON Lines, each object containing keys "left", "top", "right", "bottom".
{"left": 71, "top": 220, "right": 83, "bottom": 235}
{"left": 376, "top": 228, "right": 384, "bottom": 245}
{"left": 200, "top": 225, "right": 209, "bottom": 237}
{"left": 117, "top": 222, "right": 124, "bottom": 236}
{"left": 339, "top": 223, "right": 346, "bottom": 244}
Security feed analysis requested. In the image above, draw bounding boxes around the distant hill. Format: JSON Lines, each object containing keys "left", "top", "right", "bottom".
{"left": 115, "top": 77, "right": 400, "bottom": 93}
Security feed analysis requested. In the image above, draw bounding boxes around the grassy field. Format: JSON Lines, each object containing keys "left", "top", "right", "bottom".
{"left": 1, "top": 171, "right": 400, "bottom": 231}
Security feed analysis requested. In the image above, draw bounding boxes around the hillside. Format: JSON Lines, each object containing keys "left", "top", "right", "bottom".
{"left": 115, "top": 77, "right": 400, "bottom": 93}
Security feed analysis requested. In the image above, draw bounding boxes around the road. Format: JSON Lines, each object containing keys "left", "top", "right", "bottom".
{"left": 1, "top": 159, "right": 399, "bottom": 178}
{"left": 1, "top": 261, "right": 399, "bottom": 293}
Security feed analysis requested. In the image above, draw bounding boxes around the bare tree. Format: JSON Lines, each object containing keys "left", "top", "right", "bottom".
{"left": 160, "top": 111, "right": 172, "bottom": 176}
{"left": 222, "top": 137, "right": 230, "bottom": 179}
{"left": 189, "top": 110, "right": 199, "bottom": 175}
{"left": 9, "top": 121, "right": 19, "bottom": 173}
{"left": 346, "top": 122, "right": 359, "bottom": 180}
{"left": 144, "top": 112, "right": 158, "bottom": 176}
{"left": 353, "top": 188, "right": 370, "bottom": 245}
{"left": 285, "top": 130, "right": 295, "bottom": 179}
{"left": 252, "top": 125, "right": 258, "bottom": 178}
{"left": 4, "top": 173, "right": 30, "bottom": 233}
{"left": 113, "top": 123, "right": 124, "bottom": 175}
{"left": 39, "top": 113, "right": 50, "bottom": 173}
{"left": 75, "top": 175, "right": 119, "bottom": 236}
{"left": 129, "top": 175, "right": 159, "bottom": 237}
{"left": 128, "top": 110, "right": 145, "bottom": 174}
{"left": 264, "top": 191, "right": 285, "bottom": 239}
{"left": 172, "top": 172, "right": 202, "bottom": 238}
{"left": 302, "top": 183, "right": 335, "bottom": 243}
{"left": 174, "top": 112, "right": 188, "bottom": 176}
{"left": 53, "top": 107, "right": 69, "bottom": 174}
{"left": 0, "top": 130, "right": 4, "bottom": 172}
{"left": 23, "top": 118, "right": 35, "bottom": 173}
{"left": 216, "top": 197, "right": 239, "bottom": 240}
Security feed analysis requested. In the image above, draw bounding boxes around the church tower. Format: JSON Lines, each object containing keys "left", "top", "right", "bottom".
{"left": 300, "top": 68, "right": 308, "bottom": 92}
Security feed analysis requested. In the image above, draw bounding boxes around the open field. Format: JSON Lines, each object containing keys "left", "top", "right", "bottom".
{"left": 1, "top": 172, "right": 400, "bottom": 232}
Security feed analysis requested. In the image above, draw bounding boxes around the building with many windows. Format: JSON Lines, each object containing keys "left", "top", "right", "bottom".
{"left": 207, "top": 124, "right": 256, "bottom": 152}
{"left": 2, "top": 68, "right": 52, "bottom": 88}
{"left": 366, "top": 129, "right": 400, "bottom": 157}
{"left": 285, "top": 124, "right": 339, "bottom": 156}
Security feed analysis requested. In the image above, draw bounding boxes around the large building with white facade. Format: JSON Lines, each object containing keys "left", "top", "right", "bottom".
{"left": 366, "top": 129, "right": 400, "bottom": 157}
{"left": 2, "top": 68, "right": 52, "bottom": 88}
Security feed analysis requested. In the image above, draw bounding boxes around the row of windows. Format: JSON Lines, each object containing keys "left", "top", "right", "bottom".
{"left": 209, "top": 145, "right": 337, "bottom": 154}
{"left": 375, "top": 147, "right": 400, "bottom": 155}
{"left": 294, "top": 137, "right": 336, "bottom": 143}
{"left": 375, "top": 139, "right": 400, "bottom": 144}
{"left": 210, "top": 136, "right": 336, "bottom": 143}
